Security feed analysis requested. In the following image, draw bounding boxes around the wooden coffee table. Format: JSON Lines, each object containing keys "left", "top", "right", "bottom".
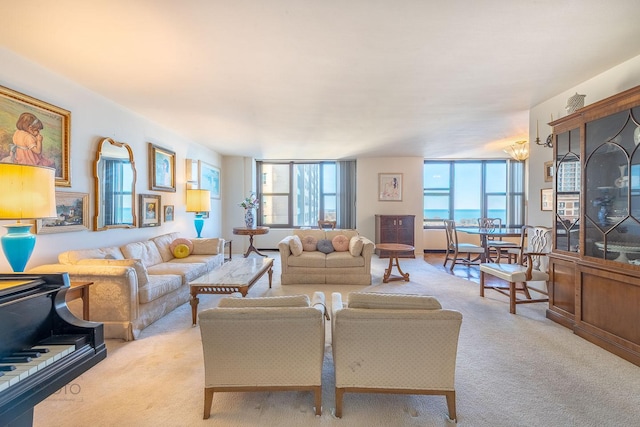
{"left": 376, "top": 243, "right": 415, "bottom": 283}
{"left": 189, "top": 257, "right": 274, "bottom": 325}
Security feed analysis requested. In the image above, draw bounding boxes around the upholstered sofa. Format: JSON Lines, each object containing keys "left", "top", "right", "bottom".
{"left": 28, "top": 232, "right": 225, "bottom": 341}
{"left": 277, "top": 229, "right": 374, "bottom": 285}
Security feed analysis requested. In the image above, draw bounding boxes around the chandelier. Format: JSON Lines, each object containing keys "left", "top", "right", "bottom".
{"left": 504, "top": 140, "right": 529, "bottom": 161}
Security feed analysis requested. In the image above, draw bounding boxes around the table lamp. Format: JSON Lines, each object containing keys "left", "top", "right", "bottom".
{"left": 186, "top": 189, "right": 210, "bottom": 238}
{"left": 0, "top": 164, "right": 57, "bottom": 272}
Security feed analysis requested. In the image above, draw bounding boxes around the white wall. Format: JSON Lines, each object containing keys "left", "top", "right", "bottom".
{"left": 0, "top": 48, "right": 222, "bottom": 271}
{"left": 527, "top": 54, "right": 640, "bottom": 227}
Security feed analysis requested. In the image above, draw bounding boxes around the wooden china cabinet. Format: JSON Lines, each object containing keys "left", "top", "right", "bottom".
{"left": 374, "top": 215, "right": 415, "bottom": 258}
{"left": 548, "top": 85, "right": 640, "bottom": 366}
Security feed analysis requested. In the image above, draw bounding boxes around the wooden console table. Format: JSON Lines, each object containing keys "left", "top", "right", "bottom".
{"left": 65, "top": 281, "right": 95, "bottom": 320}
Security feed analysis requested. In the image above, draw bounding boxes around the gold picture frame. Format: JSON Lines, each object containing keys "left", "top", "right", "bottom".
{"left": 36, "top": 192, "right": 89, "bottom": 234}
{"left": 544, "top": 160, "right": 554, "bottom": 183}
{"left": 378, "top": 173, "right": 403, "bottom": 201}
{"left": 139, "top": 194, "right": 161, "bottom": 227}
{"left": 541, "top": 188, "right": 553, "bottom": 211}
{"left": 149, "top": 143, "right": 176, "bottom": 192}
{"left": 0, "top": 85, "right": 71, "bottom": 186}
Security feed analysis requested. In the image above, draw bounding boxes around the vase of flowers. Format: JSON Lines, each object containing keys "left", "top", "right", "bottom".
{"left": 239, "top": 193, "right": 259, "bottom": 229}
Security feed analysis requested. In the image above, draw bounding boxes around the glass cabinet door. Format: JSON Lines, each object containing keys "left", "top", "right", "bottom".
{"left": 584, "top": 108, "right": 640, "bottom": 264}
{"left": 555, "top": 128, "right": 581, "bottom": 253}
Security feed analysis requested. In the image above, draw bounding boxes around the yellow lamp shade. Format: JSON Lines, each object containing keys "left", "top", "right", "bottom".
{"left": 0, "top": 164, "right": 57, "bottom": 219}
{"left": 186, "top": 189, "right": 211, "bottom": 212}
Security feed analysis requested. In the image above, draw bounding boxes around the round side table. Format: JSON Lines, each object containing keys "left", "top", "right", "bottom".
{"left": 232, "top": 226, "right": 270, "bottom": 257}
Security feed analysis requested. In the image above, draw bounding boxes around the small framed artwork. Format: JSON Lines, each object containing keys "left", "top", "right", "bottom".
{"left": 544, "top": 161, "right": 554, "bottom": 183}
{"left": 149, "top": 143, "right": 176, "bottom": 192}
{"left": 198, "top": 160, "right": 221, "bottom": 199}
{"left": 139, "top": 194, "right": 161, "bottom": 227}
{"left": 0, "top": 85, "right": 71, "bottom": 187}
{"left": 164, "top": 205, "right": 174, "bottom": 222}
{"left": 541, "top": 188, "right": 553, "bottom": 211}
{"left": 36, "top": 192, "right": 89, "bottom": 234}
{"left": 378, "top": 173, "right": 403, "bottom": 201}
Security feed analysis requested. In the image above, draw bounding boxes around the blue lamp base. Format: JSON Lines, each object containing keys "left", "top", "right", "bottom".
{"left": 1, "top": 223, "right": 36, "bottom": 272}
{"left": 194, "top": 214, "right": 204, "bottom": 238}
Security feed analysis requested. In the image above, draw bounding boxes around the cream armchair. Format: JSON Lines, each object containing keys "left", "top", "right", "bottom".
{"left": 199, "top": 292, "right": 328, "bottom": 419}
{"left": 331, "top": 292, "right": 463, "bottom": 422}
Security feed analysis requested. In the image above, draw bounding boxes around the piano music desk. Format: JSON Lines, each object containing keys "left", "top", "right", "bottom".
{"left": 65, "top": 281, "right": 95, "bottom": 320}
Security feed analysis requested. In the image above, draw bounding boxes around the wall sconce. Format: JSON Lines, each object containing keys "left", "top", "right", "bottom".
{"left": 534, "top": 118, "right": 554, "bottom": 148}
{"left": 0, "top": 164, "right": 57, "bottom": 272}
{"left": 504, "top": 140, "right": 529, "bottom": 162}
{"left": 186, "top": 189, "right": 211, "bottom": 238}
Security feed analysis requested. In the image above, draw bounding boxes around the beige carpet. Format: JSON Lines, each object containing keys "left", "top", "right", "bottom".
{"left": 34, "top": 253, "right": 640, "bottom": 426}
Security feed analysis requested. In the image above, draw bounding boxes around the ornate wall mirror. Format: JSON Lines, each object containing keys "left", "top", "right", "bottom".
{"left": 94, "top": 137, "right": 137, "bottom": 230}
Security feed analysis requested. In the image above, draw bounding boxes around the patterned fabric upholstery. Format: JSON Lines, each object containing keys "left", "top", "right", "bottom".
{"left": 199, "top": 292, "right": 326, "bottom": 418}
{"left": 331, "top": 292, "right": 462, "bottom": 422}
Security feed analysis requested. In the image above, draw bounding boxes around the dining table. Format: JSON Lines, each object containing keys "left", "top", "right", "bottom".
{"left": 456, "top": 226, "right": 523, "bottom": 262}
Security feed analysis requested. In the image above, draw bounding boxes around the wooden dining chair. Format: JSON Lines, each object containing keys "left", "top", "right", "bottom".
{"left": 318, "top": 220, "right": 336, "bottom": 230}
{"left": 477, "top": 217, "right": 519, "bottom": 263}
{"left": 443, "top": 220, "right": 485, "bottom": 271}
{"left": 479, "top": 226, "right": 551, "bottom": 314}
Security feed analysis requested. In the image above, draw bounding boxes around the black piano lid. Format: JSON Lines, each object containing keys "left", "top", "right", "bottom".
{"left": 0, "top": 278, "right": 45, "bottom": 298}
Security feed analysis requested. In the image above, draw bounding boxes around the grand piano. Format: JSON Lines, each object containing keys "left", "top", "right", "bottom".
{"left": 0, "top": 273, "right": 106, "bottom": 426}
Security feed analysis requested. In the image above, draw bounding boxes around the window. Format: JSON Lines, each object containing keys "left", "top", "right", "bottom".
{"left": 257, "top": 161, "right": 337, "bottom": 228}
{"left": 423, "top": 160, "right": 524, "bottom": 227}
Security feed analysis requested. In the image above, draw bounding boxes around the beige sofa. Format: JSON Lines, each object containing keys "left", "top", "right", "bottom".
{"left": 278, "top": 229, "right": 374, "bottom": 285}
{"left": 29, "top": 232, "right": 224, "bottom": 341}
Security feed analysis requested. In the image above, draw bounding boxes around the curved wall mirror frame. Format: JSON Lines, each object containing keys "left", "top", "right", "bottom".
{"left": 94, "top": 137, "right": 137, "bottom": 231}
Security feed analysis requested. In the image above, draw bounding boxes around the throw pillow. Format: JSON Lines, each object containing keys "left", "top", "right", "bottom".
{"left": 317, "top": 239, "right": 334, "bottom": 254}
{"left": 301, "top": 235, "right": 318, "bottom": 252}
{"left": 289, "top": 235, "right": 303, "bottom": 256}
{"left": 348, "top": 292, "right": 442, "bottom": 310}
{"left": 192, "top": 238, "right": 220, "bottom": 255}
{"left": 169, "top": 238, "right": 194, "bottom": 257}
{"left": 349, "top": 236, "right": 364, "bottom": 256}
{"left": 331, "top": 234, "right": 349, "bottom": 252}
{"left": 77, "top": 258, "right": 150, "bottom": 287}
{"left": 173, "top": 243, "right": 191, "bottom": 259}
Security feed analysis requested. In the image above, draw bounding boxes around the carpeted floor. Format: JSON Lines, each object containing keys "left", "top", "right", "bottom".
{"left": 33, "top": 252, "right": 640, "bottom": 426}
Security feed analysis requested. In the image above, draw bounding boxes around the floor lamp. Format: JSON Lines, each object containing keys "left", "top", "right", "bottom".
{"left": 186, "top": 189, "right": 211, "bottom": 238}
{"left": 0, "top": 164, "right": 57, "bottom": 272}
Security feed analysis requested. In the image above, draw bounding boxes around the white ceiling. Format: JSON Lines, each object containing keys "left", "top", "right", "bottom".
{"left": 2, "top": 0, "right": 640, "bottom": 160}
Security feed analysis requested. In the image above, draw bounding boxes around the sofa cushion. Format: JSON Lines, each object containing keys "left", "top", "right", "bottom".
{"left": 332, "top": 234, "right": 349, "bottom": 252}
{"left": 173, "top": 244, "right": 191, "bottom": 259}
{"left": 138, "top": 274, "right": 183, "bottom": 304}
{"left": 169, "top": 254, "right": 220, "bottom": 270}
{"left": 192, "top": 238, "right": 219, "bottom": 255}
{"left": 301, "top": 235, "right": 318, "bottom": 252}
{"left": 289, "top": 235, "right": 303, "bottom": 256}
{"left": 326, "top": 251, "right": 365, "bottom": 268}
{"left": 120, "top": 241, "right": 164, "bottom": 268}
{"left": 317, "top": 239, "right": 334, "bottom": 254}
{"left": 218, "top": 294, "right": 310, "bottom": 308}
{"left": 288, "top": 251, "right": 326, "bottom": 268}
{"left": 348, "top": 292, "right": 442, "bottom": 310}
{"left": 150, "top": 232, "right": 182, "bottom": 262}
{"left": 349, "top": 236, "right": 364, "bottom": 256}
{"left": 76, "top": 258, "right": 150, "bottom": 287}
{"left": 58, "top": 246, "right": 124, "bottom": 264}
{"left": 146, "top": 261, "right": 208, "bottom": 283}
{"left": 294, "top": 229, "right": 326, "bottom": 242}
{"left": 169, "top": 238, "right": 194, "bottom": 256}
{"left": 326, "top": 229, "right": 359, "bottom": 241}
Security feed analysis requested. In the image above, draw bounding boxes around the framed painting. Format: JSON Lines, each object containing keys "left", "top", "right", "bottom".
{"left": 149, "top": 143, "right": 176, "bottom": 192}
{"left": 541, "top": 188, "right": 553, "bottom": 211}
{"left": 185, "top": 158, "right": 198, "bottom": 190}
{"left": 164, "top": 204, "right": 174, "bottom": 222}
{"left": 0, "top": 85, "right": 71, "bottom": 186}
{"left": 36, "top": 192, "right": 89, "bottom": 234}
{"left": 198, "top": 160, "right": 220, "bottom": 199}
{"left": 544, "top": 160, "right": 554, "bottom": 183}
{"left": 139, "top": 194, "right": 161, "bottom": 227}
{"left": 378, "top": 173, "right": 403, "bottom": 201}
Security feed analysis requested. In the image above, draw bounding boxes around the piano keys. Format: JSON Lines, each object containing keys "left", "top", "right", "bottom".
{"left": 0, "top": 273, "right": 106, "bottom": 426}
